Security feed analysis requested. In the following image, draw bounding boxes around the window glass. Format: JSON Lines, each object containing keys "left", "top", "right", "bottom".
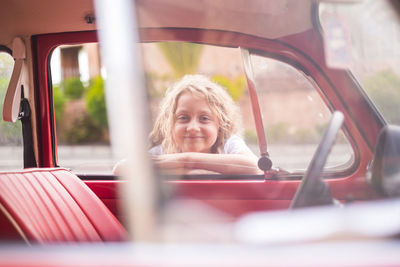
{"left": 50, "top": 44, "right": 113, "bottom": 174}
{"left": 144, "top": 42, "right": 354, "bottom": 174}
{"left": 0, "top": 52, "right": 23, "bottom": 170}
{"left": 142, "top": 42, "right": 253, "bottom": 148}
{"left": 250, "top": 54, "right": 354, "bottom": 171}
{"left": 143, "top": 42, "right": 257, "bottom": 152}
{"left": 51, "top": 41, "right": 354, "bottom": 175}
{"left": 320, "top": 0, "right": 400, "bottom": 124}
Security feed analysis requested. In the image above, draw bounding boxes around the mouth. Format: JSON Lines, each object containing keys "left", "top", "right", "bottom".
{"left": 184, "top": 136, "right": 204, "bottom": 139}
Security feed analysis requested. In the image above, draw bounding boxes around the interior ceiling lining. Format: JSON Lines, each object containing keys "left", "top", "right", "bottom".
{"left": 0, "top": 0, "right": 313, "bottom": 46}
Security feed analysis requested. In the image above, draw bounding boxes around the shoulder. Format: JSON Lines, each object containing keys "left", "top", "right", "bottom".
{"left": 222, "top": 135, "right": 251, "bottom": 154}
{"left": 149, "top": 145, "right": 163, "bottom": 155}
{"left": 225, "top": 135, "right": 244, "bottom": 144}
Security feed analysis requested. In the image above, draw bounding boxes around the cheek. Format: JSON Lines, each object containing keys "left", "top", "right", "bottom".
{"left": 206, "top": 124, "right": 219, "bottom": 142}
{"left": 173, "top": 123, "right": 184, "bottom": 140}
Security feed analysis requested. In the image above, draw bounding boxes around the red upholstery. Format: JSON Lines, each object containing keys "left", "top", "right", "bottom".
{"left": 0, "top": 168, "right": 127, "bottom": 243}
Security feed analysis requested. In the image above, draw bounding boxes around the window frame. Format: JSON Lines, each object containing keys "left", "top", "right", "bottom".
{"left": 34, "top": 28, "right": 375, "bottom": 182}
{"left": 32, "top": 31, "right": 98, "bottom": 168}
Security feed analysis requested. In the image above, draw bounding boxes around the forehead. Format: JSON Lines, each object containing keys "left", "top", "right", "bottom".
{"left": 175, "top": 91, "right": 212, "bottom": 111}
{"left": 177, "top": 90, "right": 206, "bottom": 103}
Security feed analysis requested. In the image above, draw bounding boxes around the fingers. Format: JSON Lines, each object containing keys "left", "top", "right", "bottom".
{"left": 151, "top": 154, "right": 186, "bottom": 170}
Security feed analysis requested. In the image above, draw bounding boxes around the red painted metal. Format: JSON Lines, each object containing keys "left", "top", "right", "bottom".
{"left": 137, "top": 28, "right": 380, "bottom": 204}
{"left": 32, "top": 28, "right": 381, "bottom": 212}
{"left": 86, "top": 177, "right": 380, "bottom": 219}
{"left": 32, "top": 31, "right": 98, "bottom": 167}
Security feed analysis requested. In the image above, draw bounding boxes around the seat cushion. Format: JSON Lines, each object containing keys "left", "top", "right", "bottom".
{"left": 0, "top": 168, "right": 127, "bottom": 243}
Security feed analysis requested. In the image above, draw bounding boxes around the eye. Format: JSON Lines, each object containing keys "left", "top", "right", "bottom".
{"left": 177, "top": 114, "right": 189, "bottom": 122}
{"left": 199, "top": 115, "right": 211, "bottom": 122}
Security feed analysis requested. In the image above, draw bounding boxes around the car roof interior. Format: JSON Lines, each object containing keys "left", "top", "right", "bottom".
{"left": 0, "top": 0, "right": 313, "bottom": 47}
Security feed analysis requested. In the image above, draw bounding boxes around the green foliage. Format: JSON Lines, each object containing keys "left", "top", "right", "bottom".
{"left": 157, "top": 42, "right": 203, "bottom": 78}
{"left": 364, "top": 70, "right": 400, "bottom": 124}
{"left": 211, "top": 75, "right": 247, "bottom": 102}
{"left": 0, "top": 79, "right": 22, "bottom": 145}
{"left": 0, "top": 53, "right": 14, "bottom": 78}
{"left": 86, "top": 76, "right": 108, "bottom": 129}
{"left": 266, "top": 122, "right": 322, "bottom": 144}
{"left": 0, "top": 78, "right": 9, "bottom": 97}
{"left": 62, "top": 114, "right": 104, "bottom": 144}
{"left": 55, "top": 76, "right": 109, "bottom": 144}
{"left": 0, "top": 77, "right": 22, "bottom": 145}
{"left": 0, "top": 120, "right": 22, "bottom": 145}
{"left": 244, "top": 129, "right": 258, "bottom": 144}
{"left": 52, "top": 85, "right": 65, "bottom": 125}
{"left": 266, "top": 122, "right": 290, "bottom": 143}
{"left": 314, "top": 122, "right": 328, "bottom": 137}
{"left": 292, "top": 128, "right": 318, "bottom": 144}
{"left": 145, "top": 72, "right": 163, "bottom": 98}
{"left": 0, "top": 119, "right": 22, "bottom": 145}
{"left": 62, "top": 77, "right": 85, "bottom": 100}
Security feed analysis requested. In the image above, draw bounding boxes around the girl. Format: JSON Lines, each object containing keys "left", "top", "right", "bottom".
{"left": 149, "top": 74, "right": 261, "bottom": 175}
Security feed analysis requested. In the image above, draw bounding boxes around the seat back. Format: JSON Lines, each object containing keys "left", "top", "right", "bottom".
{"left": 0, "top": 168, "right": 127, "bottom": 243}
{"left": 368, "top": 125, "right": 400, "bottom": 197}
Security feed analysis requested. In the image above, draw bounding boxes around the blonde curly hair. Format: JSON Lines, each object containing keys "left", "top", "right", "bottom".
{"left": 149, "top": 74, "right": 242, "bottom": 154}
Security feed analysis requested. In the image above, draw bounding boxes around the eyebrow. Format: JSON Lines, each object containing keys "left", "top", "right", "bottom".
{"left": 175, "top": 109, "right": 214, "bottom": 115}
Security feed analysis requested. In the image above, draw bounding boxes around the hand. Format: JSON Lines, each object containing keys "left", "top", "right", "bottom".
{"left": 153, "top": 154, "right": 221, "bottom": 175}
{"left": 152, "top": 153, "right": 187, "bottom": 172}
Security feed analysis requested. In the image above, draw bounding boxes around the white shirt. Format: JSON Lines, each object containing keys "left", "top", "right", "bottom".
{"left": 149, "top": 135, "right": 251, "bottom": 155}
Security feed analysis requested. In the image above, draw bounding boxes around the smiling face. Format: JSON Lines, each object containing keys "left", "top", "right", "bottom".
{"left": 173, "top": 91, "right": 219, "bottom": 153}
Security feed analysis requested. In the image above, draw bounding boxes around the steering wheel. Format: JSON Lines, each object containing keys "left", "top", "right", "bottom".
{"left": 290, "top": 111, "right": 344, "bottom": 209}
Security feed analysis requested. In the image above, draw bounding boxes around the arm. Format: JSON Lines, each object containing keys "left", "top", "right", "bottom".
{"left": 153, "top": 150, "right": 262, "bottom": 175}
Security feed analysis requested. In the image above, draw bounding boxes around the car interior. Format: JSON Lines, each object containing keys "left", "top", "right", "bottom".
{"left": 0, "top": 0, "right": 399, "bottom": 249}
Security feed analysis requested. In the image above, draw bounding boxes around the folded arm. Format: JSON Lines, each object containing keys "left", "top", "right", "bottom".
{"left": 153, "top": 151, "right": 262, "bottom": 175}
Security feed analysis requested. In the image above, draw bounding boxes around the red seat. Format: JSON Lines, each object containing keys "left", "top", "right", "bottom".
{"left": 0, "top": 168, "right": 127, "bottom": 243}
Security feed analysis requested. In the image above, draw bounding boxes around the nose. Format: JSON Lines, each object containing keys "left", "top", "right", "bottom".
{"left": 187, "top": 119, "right": 200, "bottom": 132}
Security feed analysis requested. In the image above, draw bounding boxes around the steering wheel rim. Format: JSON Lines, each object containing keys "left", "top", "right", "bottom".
{"left": 290, "top": 111, "right": 344, "bottom": 209}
